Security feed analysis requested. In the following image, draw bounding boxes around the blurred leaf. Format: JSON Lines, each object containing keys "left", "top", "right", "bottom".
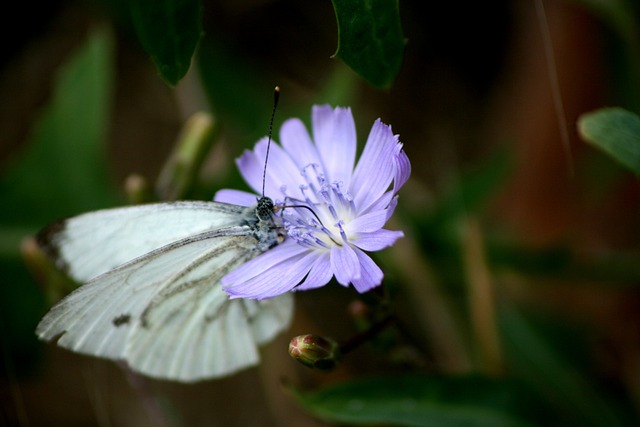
{"left": 0, "top": 259, "right": 46, "bottom": 378}
{"left": 0, "top": 27, "right": 118, "bottom": 377}
{"left": 499, "top": 303, "right": 635, "bottom": 427}
{"left": 411, "top": 149, "right": 512, "bottom": 288}
{"left": 291, "top": 374, "right": 546, "bottom": 427}
{"left": 574, "top": 0, "right": 640, "bottom": 112}
{"left": 489, "top": 240, "right": 640, "bottom": 286}
{"left": 578, "top": 107, "right": 640, "bottom": 175}
{"left": 575, "top": 0, "right": 640, "bottom": 45}
{"left": 129, "top": 0, "right": 203, "bottom": 85}
{"left": 0, "top": 27, "right": 118, "bottom": 229}
{"left": 197, "top": 40, "right": 360, "bottom": 194}
{"left": 156, "top": 111, "right": 219, "bottom": 200}
{"left": 432, "top": 148, "right": 512, "bottom": 227}
{"left": 197, "top": 39, "right": 280, "bottom": 149}
{"left": 331, "top": 0, "right": 405, "bottom": 88}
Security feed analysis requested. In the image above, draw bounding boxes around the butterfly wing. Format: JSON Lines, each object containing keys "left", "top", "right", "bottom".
{"left": 36, "top": 202, "right": 293, "bottom": 382}
{"left": 37, "top": 201, "right": 250, "bottom": 282}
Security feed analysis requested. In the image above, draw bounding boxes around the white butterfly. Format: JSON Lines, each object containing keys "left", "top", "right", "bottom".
{"left": 35, "top": 196, "right": 294, "bottom": 383}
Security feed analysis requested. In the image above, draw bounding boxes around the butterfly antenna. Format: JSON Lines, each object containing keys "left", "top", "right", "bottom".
{"left": 262, "top": 86, "right": 280, "bottom": 197}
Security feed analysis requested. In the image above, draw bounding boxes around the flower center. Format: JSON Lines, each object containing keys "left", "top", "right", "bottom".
{"left": 281, "top": 163, "right": 356, "bottom": 249}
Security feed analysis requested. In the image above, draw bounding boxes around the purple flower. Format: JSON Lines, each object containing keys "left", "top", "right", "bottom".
{"left": 215, "top": 105, "right": 411, "bottom": 299}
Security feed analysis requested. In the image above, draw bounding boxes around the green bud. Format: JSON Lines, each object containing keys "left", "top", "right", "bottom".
{"left": 124, "top": 173, "right": 151, "bottom": 205}
{"left": 288, "top": 334, "right": 342, "bottom": 371}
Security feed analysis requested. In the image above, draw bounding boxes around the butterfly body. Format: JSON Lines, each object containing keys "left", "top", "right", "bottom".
{"left": 35, "top": 198, "right": 293, "bottom": 382}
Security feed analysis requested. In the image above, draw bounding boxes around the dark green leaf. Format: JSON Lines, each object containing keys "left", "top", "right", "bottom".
{"left": 130, "top": 0, "right": 203, "bottom": 85}
{"left": 578, "top": 107, "right": 640, "bottom": 174}
{"left": 291, "top": 374, "right": 545, "bottom": 427}
{"left": 574, "top": 0, "right": 640, "bottom": 45}
{"left": 0, "top": 27, "right": 118, "bottom": 228}
{"left": 0, "top": 28, "right": 117, "bottom": 379}
{"left": 410, "top": 149, "right": 512, "bottom": 289}
{"left": 331, "top": 0, "right": 405, "bottom": 88}
{"left": 488, "top": 240, "right": 640, "bottom": 286}
{"left": 432, "top": 148, "right": 512, "bottom": 226}
{"left": 499, "top": 303, "right": 634, "bottom": 427}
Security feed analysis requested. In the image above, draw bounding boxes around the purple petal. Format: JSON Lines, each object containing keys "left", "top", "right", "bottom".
{"left": 222, "top": 241, "right": 306, "bottom": 285}
{"left": 244, "top": 138, "right": 290, "bottom": 199}
{"left": 280, "top": 118, "right": 319, "bottom": 170}
{"left": 351, "top": 248, "right": 383, "bottom": 293}
{"left": 235, "top": 147, "right": 265, "bottom": 195}
{"left": 214, "top": 189, "right": 257, "bottom": 206}
{"left": 253, "top": 137, "right": 305, "bottom": 201}
{"left": 351, "top": 120, "right": 397, "bottom": 211}
{"left": 385, "top": 196, "right": 399, "bottom": 221}
{"left": 330, "top": 244, "right": 361, "bottom": 286}
{"left": 347, "top": 209, "right": 389, "bottom": 233}
{"left": 361, "top": 190, "right": 394, "bottom": 216}
{"left": 353, "top": 229, "right": 404, "bottom": 251}
{"left": 294, "top": 253, "right": 333, "bottom": 291}
{"left": 226, "top": 250, "right": 320, "bottom": 300}
{"left": 312, "top": 105, "right": 356, "bottom": 185}
{"left": 393, "top": 145, "right": 411, "bottom": 192}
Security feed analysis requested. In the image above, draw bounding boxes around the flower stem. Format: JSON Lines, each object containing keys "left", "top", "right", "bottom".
{"left": 339, "top": 314, "right": 396, "bottom": 355}
{"left": 462, "top": 217, "right": 503, "bottom": 374}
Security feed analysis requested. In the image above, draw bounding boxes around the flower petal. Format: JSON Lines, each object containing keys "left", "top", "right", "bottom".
{"left": 385, "top": 196, "right": 399, "bottom": 221}
{"left": 222, "top": 241, "right": 306, "bottom": 285}
{"left": 351, "top": 120, "right": 397, "bottom": 211}
{"left": 213, "top": 189, "right": 257, "bottom": 206}
{"left": 347, "top": 209, "right": 389, "bottom": 233}
{"left": 253, "top": 138, "right": 306, "bottom": 201}
{"left": 312, "top": 105, "right": 356, "bottom": 185}
{"left": 362, "top": 191, "right": 395, "bottom": 216}
{"left": 351, "top": 248, "right": 383, "bottom": 293}
{"left": 393, "top": 144, "right": 411, "bottom": 193}
{"left": 354, "top": 229, "right": 404, "bottom": 251}
{"left": 235, "top": 147, "right": 266, "bottom": 195}
{"left": 226, "top": 251, "right": 319, "bottom": 299}
{"left": 330, "top": 244, "right": 360, "bottom": 286}
{"left": 280, "top": 118, "right": 319, "bottom": 170}
{"left": 294, "top": 252, "right": 333, "bottom": 291}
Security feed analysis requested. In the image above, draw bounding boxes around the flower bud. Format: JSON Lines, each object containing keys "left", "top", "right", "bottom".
{"left": 288, "top": 334, "right": 342, "bottom": 371}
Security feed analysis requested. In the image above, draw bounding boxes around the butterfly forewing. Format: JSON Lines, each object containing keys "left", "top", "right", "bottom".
{"left": 35, "top": 201, "right": 294, "bottom": 382}
{"left": 37, "top": 201, "right": 249, "bottom": 282}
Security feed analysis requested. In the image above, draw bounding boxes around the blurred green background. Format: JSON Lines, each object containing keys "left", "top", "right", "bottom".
{"left": 1, "top": 0, "right": 640, "bottom": 426}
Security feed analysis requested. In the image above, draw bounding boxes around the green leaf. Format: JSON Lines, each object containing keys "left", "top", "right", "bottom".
{"left": 432, "top": 148, "right": 512, "bottom": 226}
{"left": 574, "top": 0, "right": 640, "bottom": 46}
{"left": 0, "top": 27, "right": 118, "bottom": 228}
{"left": 129, "top": 0, "right": 203, "bottom": 85}
{"left": 499, "top": 303, "right": 633, "bottom": 427}
{"left": 410, "top": 149, "right": 512, "bottom": 289}
{"left": 0, "top": 28, "right": 117, "bottom": 378}
{"left": 291, "top": 374, "right": 545, "bottom": 427}
{"left": 331, "top": 0, "right": 405, "bottom": 88}
{"left": 578, "top": 107, "right": 640, "bottom": 174}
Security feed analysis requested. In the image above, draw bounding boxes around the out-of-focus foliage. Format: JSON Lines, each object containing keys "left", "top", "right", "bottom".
{"left": 0, "top": 28, "right": 118, "bottom": 225}
{"left": 0, "top": 26, "right": 118, "bottom": 383}
{"left": 129, "top": 0, "right": 203, "bottom": 85}
{"left": 292, "top": 373, "right": 548, "bottom": 427}
{"left": 579, "top": 107, "right": 640, "bottom": 175}
{"left": 2, "top": 0, "right": 640, "bottom": 426}
{"left": 331, "top": 0, "right": 405, "bottom": 88}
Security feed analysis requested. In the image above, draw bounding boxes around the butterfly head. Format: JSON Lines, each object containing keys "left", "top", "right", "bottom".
{"left": 256, "top": 196, "right": 276, "bottom": 221}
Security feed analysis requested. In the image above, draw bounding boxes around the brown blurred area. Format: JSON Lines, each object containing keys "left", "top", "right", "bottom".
{"left": 2, "top": 0, "right": 640, "bottom": 426}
